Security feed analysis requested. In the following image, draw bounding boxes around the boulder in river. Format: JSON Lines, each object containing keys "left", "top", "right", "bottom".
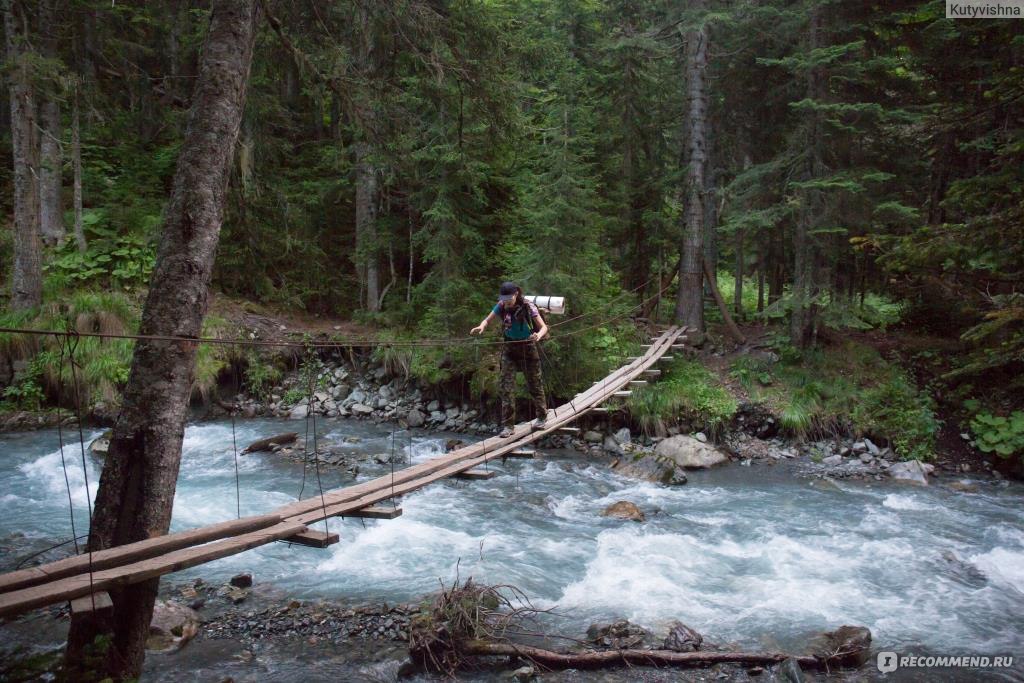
{"left": 89, "top": 430, "right": 112, "bottom": 458}
{"left": 808, "top": 624, "right": 871, "bottom": 668}
{"left": 601, "top": 500, "right": 645, "bottom": 522}
{"left": 612, "top": 452, "right": 688, "bottom": 486}
{"left": 586, "top": 619, "right": 651, "bottom": 649}
{"left": 147, "top": 600, "right": 200, "bottom": 653}
{"left": 654, "top": 435, "right": 729, "bottom": 469}
{"left": 241, "top": 432, "right": 298, "bottom": 454}
{"left": 405, "top": 409, "right": 425, "bottom": 428}
{"left": 662, "top": 620, "right": 703, "bottom": 652}
{"left": 888, "top": 460, "right": 929, "bottom": 486}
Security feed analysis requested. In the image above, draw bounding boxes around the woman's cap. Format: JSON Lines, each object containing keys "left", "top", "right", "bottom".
{"left": 498, "top": 281, "right": 518, "bottom": 302}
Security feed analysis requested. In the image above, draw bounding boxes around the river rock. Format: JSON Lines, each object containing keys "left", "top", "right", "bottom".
{"left": 662, "top": 620, "right": 703, "bottom": 652}
{"left": 947, "top": 480, "right": 978, "bottom": 493}
{"left": 889, "top": 460, "right": 929, "bottom": 486}
{"left": 288, "top": 404, "right": 309, "bottom": 420}
{"left": 230, "top": 572, "right": 253, "bottom": 588}
{"left": 510, "top": 665, "right": 536, "bottom": 682}
{"left": 587, "top": 620, "right": 651, "bottom": 649}
{"left": 349, "top": 389, "right": 368, "bottom": 405}
{"left": 776, "top": 657, "right": 805, "bottom": 683}
{"left": 603, "top": 435, "right": 624, "bottom": 455}
{"left": 808, "top": 625, "right": 871, "bottom": 668}
{"left": 333, "top": 383, "right": 351, "bottom": 400}
{"left": 426, "top": 400, "right": 440, "bottom": 412}
{"left": 584, "top": 430, "right": 603, "bottom": 443}
{"left": 822, "top": 454, "right": 842, "bottom": 466}
{"left": 654, "top": 435, "right": 728, "bottom": 469}
{"left": 242, "top": 432, "right": 299, "bottom": 454}
{"left": 614, "top": 428, "right": 631, "bottom": 444}
{"left": 601, "top": 500, "right": 645, "bottom": 522}
{"left": 406, "top": 409, "right": 425, "bottom": 428}
{"left": 611, "top": 452, "right": 687, "bottom": 486}
{"left": 351, "top": 403, "right": 374, "bottom": 416}
{"left": 89, "top": 431, "right": 112, "bottom": 458}
{"left": 147, "top": 600, "right": 200, "bottom": 653}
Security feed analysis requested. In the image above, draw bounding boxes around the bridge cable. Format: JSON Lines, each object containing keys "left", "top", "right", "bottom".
{"left": 67, "top": 330, "right": 97, "bottom": 611}
{"left": 54, "top": 332, "right": 80, "bottom": 555}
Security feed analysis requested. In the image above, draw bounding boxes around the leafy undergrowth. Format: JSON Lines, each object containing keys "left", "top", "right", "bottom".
{"left": 627, "top": 359, "right": 738, "bottom": 439}
{"left": 0, "top": 291, "right": 239, "bottom": 413}
{"left": 728, "top": 336, "right": 939, "bottom": 461}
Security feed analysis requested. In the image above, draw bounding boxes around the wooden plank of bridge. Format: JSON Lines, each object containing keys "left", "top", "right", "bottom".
{"left": 286, "top": 529, "right": 339, "bottom": 548}
{"left": 505, "top": 449, "right": 536, "bottom": 459}
{"left": 0, "top": 520, "right": 308, "bottom": 618}
{"left": 340, "top": 506, "right": 402, "bottom": 519}
{"left": 70, "top": 591, "right": 113, "bottom": 615}
{"left": 0, "top": 327, "right": 689, "bottom": 618}
{"left": 613, "top": 391, "right": 632, "bottom": 397}
{"left": 643, "top": 369, "right": 660, "bottom": 376}
{"left": 455, "top": 469, "right": 496, "bottom": 480}
{"left": 629, "top": 380, "right": 647, "bottom": 386}
{"left": 0, "top": 514, "right": 283, "bottom": 594}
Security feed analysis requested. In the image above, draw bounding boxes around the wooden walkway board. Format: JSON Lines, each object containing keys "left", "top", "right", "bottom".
{"left": 340, "top": 506, "right": 402, "bottom": 520}
{"left": 506, "top": 449, "right": 536, "bottom": 459}
{"left": 0, "top": 513, "right": 283, "bottom": 595}
{"left": 70, "top": 591, "right": 113, "bottom": 615}
{"left": 0, "top": 520, "right": 308, "bottom": 618}
{"left": 287, "top": 530, "right": 339, "bottom": 548}
{"left": 455, "top": 469, "right": 496, "bottom": 480}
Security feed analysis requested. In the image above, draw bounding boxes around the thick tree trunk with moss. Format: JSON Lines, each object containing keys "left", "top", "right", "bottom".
{"left": 674, "top": 2, "right": 707, "bottom": 332}
{"left": 790, "top": 5, "right": 825, "bottom": 349}
{"left": 63, "top": 2, "right": 260, "bottom": 679}
{"left": 4, "top": 0, "right": 43, "bottom": 310}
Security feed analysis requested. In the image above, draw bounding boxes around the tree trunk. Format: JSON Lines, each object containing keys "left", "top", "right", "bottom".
{"left": 38, "top": 0, "right": 64, "bottom": 247}
{"left": 756, "top": 240, "right": 765, "bottom": 313}
{"left": 674, "top": 2, "right": 708, "bottom": 331}
{"left": 704, "top": 257, "right": 746, "bottom": 344}
{"left": 460, "top": 641, "right": 824, "bottom": 672}
{"left": 72, "top": 87, "right": 87, "bottom": 252}
{"left": 734, "top": 227, "right": 744, "bottom": 318}
{"left": 790, "top": 6, "right": 825, "bottom": 349}
{"left": 63, "top": 2, "right": 260, "bottom": 678}
{"left": 355, "top": 141, "right": 380, "bottom": 312}
{"left": 353, "top": 2, "right": 380, "bottom": 312}
{"left": 4, "top": 0, "right": 43, "bottom": 310}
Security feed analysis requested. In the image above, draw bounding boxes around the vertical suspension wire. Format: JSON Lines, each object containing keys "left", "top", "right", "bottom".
{"left": 230, "top": 359, "right": 241, "bottom": 519}
{"left": 54, "top": 332, "right": 80, "bottom": 554}
{"left": 67, "top": 331, "right": 97, "bottom": 610}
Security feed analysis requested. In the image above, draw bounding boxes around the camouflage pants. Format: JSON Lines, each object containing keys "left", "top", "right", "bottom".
{"left": 499, "top": 340, "right": 546, "bottom": 427}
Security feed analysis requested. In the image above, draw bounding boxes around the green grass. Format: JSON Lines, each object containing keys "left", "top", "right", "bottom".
{"left": 731, "top": 338, "right": 939, "bottom": 460}
{"left": 627, "top": 359, "right": 738, "bottom": 437}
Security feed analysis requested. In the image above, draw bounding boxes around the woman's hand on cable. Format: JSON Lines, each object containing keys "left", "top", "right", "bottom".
{"left": 470, "top": 324, "right": 485, "bottom": 335}
{"left": 529, "top": 332, "right": 541, "bottom": 342}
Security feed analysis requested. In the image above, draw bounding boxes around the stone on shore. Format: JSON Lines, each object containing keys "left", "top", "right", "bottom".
{"left": 654, "top": 435, "right": 729, "bottom": 469}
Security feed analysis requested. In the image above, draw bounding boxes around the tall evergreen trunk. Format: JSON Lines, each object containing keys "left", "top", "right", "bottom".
{"left": 734, "top": 226, "right": 744, "bottom": 318}
{"left": 63, "top": 2, "right": 260, "bottom": 678}
{"left": 38, "top": 0, "right": 64, "bottom": 247}
{"left": 4, "top": 0, "right": 43, "bottom": 310}
{"left": 674, "top": 3, "right": 708, "bottom": 332}
{"left": 354, "top": 2, "right": 380, "bottom": 312}
{"left": 72, "top": 87, "right": 87, "bottom": 253}
{"left": 355, "top": 141, "right": 380, "bottom": 312}
{"left": 790, "top": 4, "right": 825, "bottom": 349}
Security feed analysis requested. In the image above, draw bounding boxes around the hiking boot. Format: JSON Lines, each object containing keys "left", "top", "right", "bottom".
{"left": 531, "top": 416, "right": 547, "bottom": 430}
{"left": 498, "top": 426, "right": 514, "bottom": 438}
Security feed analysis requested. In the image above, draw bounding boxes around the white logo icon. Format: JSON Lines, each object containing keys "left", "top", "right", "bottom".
{"left": 877, "top": 651, "right": 899, "bottom": 673}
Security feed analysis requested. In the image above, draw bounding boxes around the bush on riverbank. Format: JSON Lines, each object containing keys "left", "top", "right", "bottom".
{"left": 627, "top": 360, "right": 738, "bottom": 438}
{"left": 0, "top": 292, "right": 237, "bottom": 413}
{"left": 730, "top": 338, "right": 939, "bottom": 460}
